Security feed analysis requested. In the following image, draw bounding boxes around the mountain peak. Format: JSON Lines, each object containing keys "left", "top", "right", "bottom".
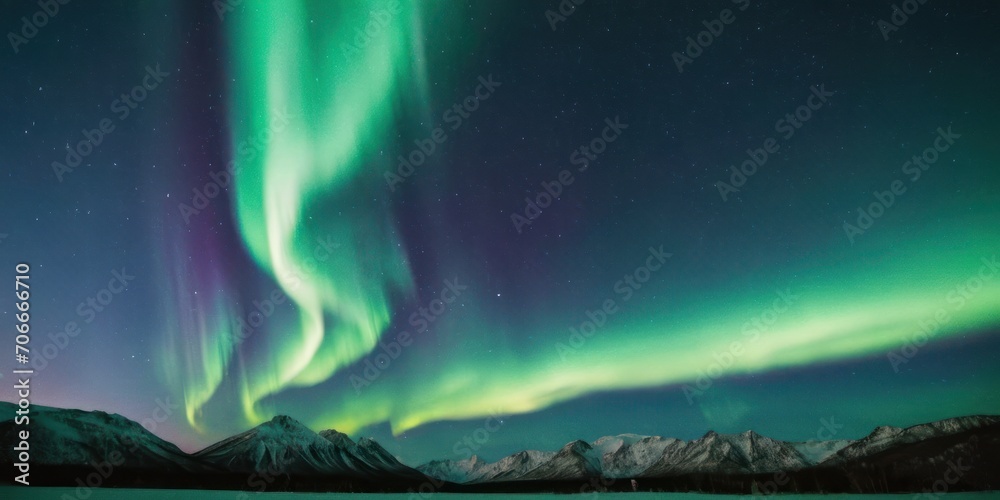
{"left": 266, "top": 414, "right": 302, "bottom": 428}
{"left": 253, "top": 415, "right": 316, "bottom": 437}
{"left": 869, "top": 425, "right": 903, "bottom": 439}
{"left": 357, "top": 436, "right": 379, "bottom": 448}
{"left": 564, "top": 439, "right": 593, "bottom": 453}
{"left": 354, "top": 437, "right": 406, "bottom": 469}
{"left": 319, "top": 429, "right": 357, "bottom": 450}
{"left": 517, "top": 440, "right": 601, "bottom": 481}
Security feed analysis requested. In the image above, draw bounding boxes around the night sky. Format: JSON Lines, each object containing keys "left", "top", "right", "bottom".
{"left": 2, "top": 0, "right": 999, "bottom": 466}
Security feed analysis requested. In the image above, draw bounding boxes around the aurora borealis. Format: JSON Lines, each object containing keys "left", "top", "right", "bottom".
{"left": 2, "top": 0, "right": 1000, "bottom": 466}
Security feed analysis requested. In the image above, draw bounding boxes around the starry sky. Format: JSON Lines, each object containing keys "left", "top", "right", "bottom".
{"left": 2, "top": 0, "right": 999, "bottom": 466}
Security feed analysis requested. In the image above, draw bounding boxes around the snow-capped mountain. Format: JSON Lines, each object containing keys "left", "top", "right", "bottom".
{"left": 476, "top": 450, "right": 554, "bottom": 482}
{"left": 416, "top": 415, "right": 999, "bottom": 486}
{"left": 472, "top": 450, "right": 552, "bottom": 482}
{"left": 419, "top": 429, "right": 820, "bottom": 483}
{"left": 317, "top": 429, "right": 414, "bottom": 475}
{"left": 417, "top": 450, "right": 558, "bottom": 484}
{"left": 518, "top": 440, "right": 602, "bottom": 481}
{"left": 590, "top": 433, "right": 649, "bottom": 456}
{"left": 0, "top": 401, "right": 211, "bottom": 472}
{"left": 0, "top": 403, "right": 433, "bottom": 492}
{"left": 599, "top": 435, "right": 680, "bottom": 478}
{"left": 823, "top": 415, "right": 1000, "bottom": 464}
{"left": 791, "top": 439, "right": 852, "bottom": 464}
{"left": 417, "top": 455, "right": 488, "bottom": 483}
{"left": 639, "top": 430, "right": 809, "bottom": 477}
{"left": 194, "top": 414, "right": 422, "bottom": 479}
{"left": 2, "top": 402, "right": 997, "bottom": 494}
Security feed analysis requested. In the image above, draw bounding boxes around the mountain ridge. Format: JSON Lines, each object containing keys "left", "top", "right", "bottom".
{"left": 2, "top": 402, "right": 998, "bottom": 494}
{"left": 418, "top": 414, "right": 1000, "bottom": 485}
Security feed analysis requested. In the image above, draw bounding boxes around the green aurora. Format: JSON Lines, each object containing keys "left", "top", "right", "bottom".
{"left": 135, "top": 0, "right": 1000, "bottom": 462}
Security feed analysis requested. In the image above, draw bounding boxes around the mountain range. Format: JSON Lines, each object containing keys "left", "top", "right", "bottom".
{"left": 419, "top": 415, "right": 1000, "bottom": 487}
{"left": 2, "top": 402, "right": 998, "bottom": 494}
{"left": 0, "top": 402, "right": 429, "bottom": 492}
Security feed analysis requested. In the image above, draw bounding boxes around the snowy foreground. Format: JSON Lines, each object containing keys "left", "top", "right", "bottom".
{"left": 3, "top": 488, "right": 1000, "bottom": 500}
